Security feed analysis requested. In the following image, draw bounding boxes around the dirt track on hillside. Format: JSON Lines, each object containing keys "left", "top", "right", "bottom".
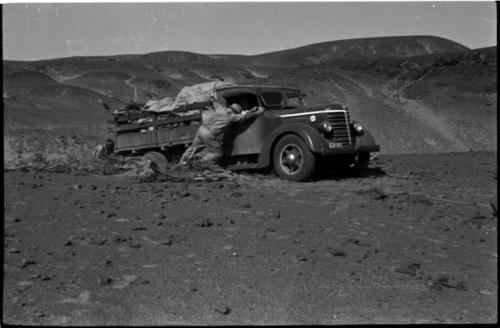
{"left": 3, "top": 151, "right": 497, "bottom": 324}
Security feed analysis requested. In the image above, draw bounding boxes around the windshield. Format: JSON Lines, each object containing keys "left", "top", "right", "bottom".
{"left": 261, "top": 91, "right": 283, "bottom": 108}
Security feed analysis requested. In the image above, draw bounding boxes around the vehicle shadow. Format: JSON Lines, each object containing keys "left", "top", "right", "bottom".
{"left": 310, "top": 166, "right": 387, "bottom": 181}
{"left": 234, "top": 166, "right": 387, "bottom": 182}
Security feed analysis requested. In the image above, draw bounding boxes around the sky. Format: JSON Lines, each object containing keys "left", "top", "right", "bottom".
{"left": 2, "top": 1, "right": 497, "bottom": 61}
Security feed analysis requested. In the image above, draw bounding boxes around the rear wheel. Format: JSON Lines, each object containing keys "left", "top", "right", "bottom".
{"left": 143, "top": 151, "right": 169, "bottom": 175}
{"left": 273, "top": 135, "right": 315, "bottom": 181}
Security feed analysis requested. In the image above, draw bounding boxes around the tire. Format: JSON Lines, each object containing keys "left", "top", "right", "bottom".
{"left": 273, "top": 134, "right": 315, "bottom": 181}
{"left": 352, "top": 152, "right": 370, "bottom": 176}
{"left": 143, "top": 151, "right": 169, "bottom": 175}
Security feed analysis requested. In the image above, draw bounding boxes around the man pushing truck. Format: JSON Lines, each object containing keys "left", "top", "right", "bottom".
{"left": 179, "top": 97, "right": 264, "bottom": 165}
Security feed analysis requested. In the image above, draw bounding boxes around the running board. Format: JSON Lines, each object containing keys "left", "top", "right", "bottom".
{"left": 224, "top": 163, "right": 260, "bottom": 170}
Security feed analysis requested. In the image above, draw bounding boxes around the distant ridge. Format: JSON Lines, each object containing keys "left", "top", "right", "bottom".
{"left": 246, "top": 35, "right": 470, "bottom": 66}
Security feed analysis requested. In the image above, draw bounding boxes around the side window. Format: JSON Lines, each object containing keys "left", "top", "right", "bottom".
{"left": 261, "top": 91, "right": 284, "bottom": 108}
{"left": 224, "top": 93, "right": 259, "bottom": 110}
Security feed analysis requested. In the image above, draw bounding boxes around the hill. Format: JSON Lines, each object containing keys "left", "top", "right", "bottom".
{"left": 244, "top": 35, "right": 469, "bottom": 67}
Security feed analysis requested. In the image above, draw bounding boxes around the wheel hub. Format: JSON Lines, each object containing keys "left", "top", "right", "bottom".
{"left": 280, "top": 144, "right": 303, "bottom": 174}
{"left": 285, "top": 153, "right": 296, "bottom": 164}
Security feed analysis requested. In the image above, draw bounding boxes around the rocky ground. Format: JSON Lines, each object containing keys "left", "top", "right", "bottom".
{"left": 3, "top": 151, "right": 497, "bottom": 325}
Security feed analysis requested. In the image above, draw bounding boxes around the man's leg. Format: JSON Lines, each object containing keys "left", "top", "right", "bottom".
{"left": 200, "top": 151, "right": 223, "bottom": 164}
{"left": 179, "top": 128, "right": 205, "bottom": 164}
{"left": 200, "top": 133, "right": 223, "bottom": 164}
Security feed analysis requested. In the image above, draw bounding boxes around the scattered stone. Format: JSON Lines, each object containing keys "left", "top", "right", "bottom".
{"left": 6, "top": 216, "right": 21, "bottom": 223}
{"left": 480, "top": 290, "right": 493, "bottom": 296}
{"left": 131, "top": 227, "right": 147, "bottom": 231}
{"left": 98, "top": 276, "right": 113, "bottom": 286}
{"left": 274, "top": 210, "right": 281, "bottom": 218}
{"left": 346, "top": 238, "right": 371, "bottom": 247}
{"left": 331, "top": 250, "right": 347, "bottom": 257}
{"left": 112, "top": 235, "right": 129, "bottom": 244}
{"left": 429, "top": 275, "right": 467, "bottom": 291}
{"left": 35, "top": 311, "right": 46, "bottom": 318}
{"left": 20, "top": 259, "right": 36, "bottom": 269}
{"left": 73, "top": 184, "right": 82, "bottom": 190}
{"left": 196, "top": 218, "right": 213, "bottom": 227}
{"left": 112, "top": 275, "right": 138, "bottom": 289}
{"left": 128, "top": 243, "right": 142, "bottom": 249}
{"left": 395, "top": 263, "right": 421, "bottom": 276}
{"left": 141, "top": 236, "right": 160, "bottom": 245}
{"left": 142, "top": 264, "right": 159, "bottom": 268}
{"left": 153, "top": 212, "right": 167, "bottom": 220}
{"left": 214, "top": 306, "right": 231, "bottom": 315}
{"left": 17, "top": 280, "right": 34, "bottom": 287}
{"left": 7, "top": 247, "right": 21, "bottom": 254}
{"left": 230, "top": 192, "right": 243, "bottom": 198}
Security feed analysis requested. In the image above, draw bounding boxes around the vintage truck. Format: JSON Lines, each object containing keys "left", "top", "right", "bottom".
{"left": 112, "top": 84, "right": 380, "bottom": 181}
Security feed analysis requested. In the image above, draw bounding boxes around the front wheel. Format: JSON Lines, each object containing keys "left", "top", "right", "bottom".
{"left": 273, "top": 135, "right": 315, "bottom": 181}
{"left": 352, "top": 152, "right": 370, "bottom": 176}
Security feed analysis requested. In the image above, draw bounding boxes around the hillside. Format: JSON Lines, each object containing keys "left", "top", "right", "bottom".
{"left": 245, "top": 35, "right": 469, "bottom": 67}
{"left": 259, "top": 46, "right": 496, "bottom": 153}
{"left": 2, "top": 35, "right": 496, "bottom": 162}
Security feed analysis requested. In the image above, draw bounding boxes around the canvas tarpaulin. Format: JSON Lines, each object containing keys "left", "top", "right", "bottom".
{"left": 142, "top": 81, "right": 234, "bottom": 115}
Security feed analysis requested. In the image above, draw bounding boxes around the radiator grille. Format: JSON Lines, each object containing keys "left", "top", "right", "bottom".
{"left": 327, "top": 111, "right": 352, "bottom": 145}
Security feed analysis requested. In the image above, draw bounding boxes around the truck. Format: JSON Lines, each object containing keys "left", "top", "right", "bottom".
{"left": 112, "top": 84, "right": 380, "bottom": 181}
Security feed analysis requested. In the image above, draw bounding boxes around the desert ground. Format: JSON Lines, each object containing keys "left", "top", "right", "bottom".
{"left": 3, "top": 151, "right": 497, "bottom": 325}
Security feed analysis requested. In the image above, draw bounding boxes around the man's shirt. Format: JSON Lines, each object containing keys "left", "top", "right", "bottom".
{"left": 203, "top": 100, "right": 258, "bottom": 136}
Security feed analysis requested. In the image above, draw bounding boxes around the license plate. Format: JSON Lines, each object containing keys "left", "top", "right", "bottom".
{"left": 329, "top": 142, "right": 343, "bottom": 148}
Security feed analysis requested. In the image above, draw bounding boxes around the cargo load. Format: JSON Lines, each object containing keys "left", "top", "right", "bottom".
{"left": 142, "top": 81, "right": 234, "bottom": 115}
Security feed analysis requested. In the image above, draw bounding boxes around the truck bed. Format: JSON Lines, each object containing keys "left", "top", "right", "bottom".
{"left": 114, "top": 111, "right": 202, "bottom": 153}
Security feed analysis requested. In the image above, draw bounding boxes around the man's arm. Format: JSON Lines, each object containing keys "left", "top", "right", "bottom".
{"left": 231, "top": 106, "right": 265, "bottom": 123}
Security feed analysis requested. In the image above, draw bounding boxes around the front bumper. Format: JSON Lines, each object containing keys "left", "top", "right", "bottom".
{"left": 316, "top": 143, "right": 380, "bottom": 155}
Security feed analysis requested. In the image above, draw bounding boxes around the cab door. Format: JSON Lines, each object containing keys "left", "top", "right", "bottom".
{"left": 224, "top": 89, "right": 285, "bottom": 156}
{"left": 225, "top": 115, "right": 266, "bottom": 156}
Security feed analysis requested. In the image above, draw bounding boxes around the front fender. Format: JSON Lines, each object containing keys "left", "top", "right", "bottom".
{"left": 257, "top": 123, "right": 324, "bottom": 167}
{"left": 356, "top": 130, "right": 378, "bottom": 149}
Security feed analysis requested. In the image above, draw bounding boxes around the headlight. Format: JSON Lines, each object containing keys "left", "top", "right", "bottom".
{"left": 319, "top": 121, "right": 333, "bottom": 133}
{"left": 352, "top": 121, "right": 364, "bottom": 136}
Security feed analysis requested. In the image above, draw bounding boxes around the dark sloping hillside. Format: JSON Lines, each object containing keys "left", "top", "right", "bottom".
{"left": 258, "top": 46, "right": 496, "bottom": 153}
{"left": 241, "top": 35, "right": 469, "bottom": 67}
{"left": 3, "top": 68, "right": 119, "bottom": 131}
